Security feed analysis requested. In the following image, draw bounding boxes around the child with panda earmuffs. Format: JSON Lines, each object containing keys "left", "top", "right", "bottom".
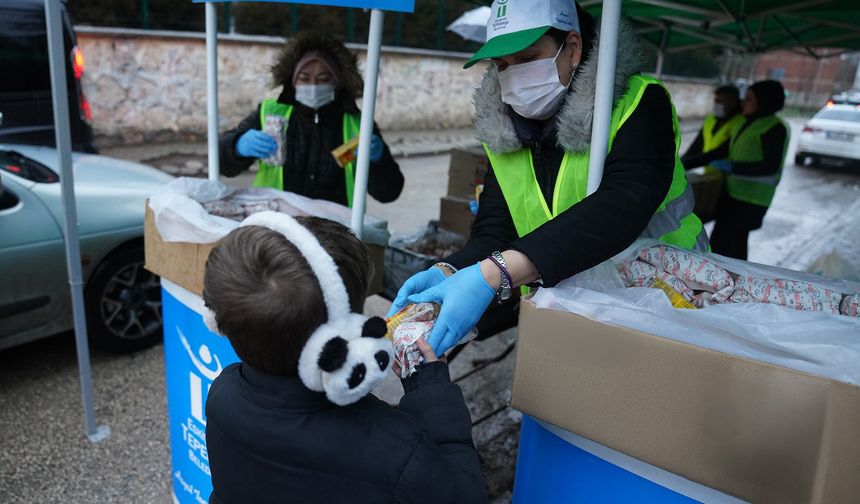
{"left": 202, "top": 212, "right": 487, "bottom": 504}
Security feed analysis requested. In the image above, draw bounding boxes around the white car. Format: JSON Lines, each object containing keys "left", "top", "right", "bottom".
{"left": 795, "top": 104, "right": 860, "bottom": 168}
{"left": 0, "top": 144, "right": 173, "bottom": 352}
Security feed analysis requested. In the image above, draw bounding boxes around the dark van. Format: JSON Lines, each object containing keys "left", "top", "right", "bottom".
{"left": 0, "top": 0, "right": 97, "bottom": 153}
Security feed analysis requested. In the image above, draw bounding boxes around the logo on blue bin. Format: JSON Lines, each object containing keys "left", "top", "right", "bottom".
{"left": 163, "top": 287, "right": 239, "bottom": 504}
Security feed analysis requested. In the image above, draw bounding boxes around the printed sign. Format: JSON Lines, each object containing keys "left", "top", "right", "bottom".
{"left": 197, "top": 0, "right": 415, "bottom": 13}
{"left": 163, "top": 287, "right": 240, "bottom": 504}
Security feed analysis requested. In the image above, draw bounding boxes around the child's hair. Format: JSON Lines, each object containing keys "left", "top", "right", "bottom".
{"left": 202, "top": 217, "right": 372, "bottom": 376}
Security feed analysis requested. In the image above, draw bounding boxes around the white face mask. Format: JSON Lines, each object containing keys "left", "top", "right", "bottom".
{"left": 295, "top": 84, "right": 336, "bottom": 110}
{"left": 713, "top": 103, "right": 726, "bottom": 119}
{"left": 499, "top": 44, "right": 572, "bottom": 121}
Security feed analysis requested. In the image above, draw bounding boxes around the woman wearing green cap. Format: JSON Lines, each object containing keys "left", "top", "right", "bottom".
{"left": 389, "top": 0, "right": 706, "bottom": 355}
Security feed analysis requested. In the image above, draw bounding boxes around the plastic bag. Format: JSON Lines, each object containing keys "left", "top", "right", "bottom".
{"left": 387, "top": 302, "right": 477, "bottom": 378}
{"left": 148, "top": 178, "right": 390, "bottom": 246}
{"left": 536, "top": 240, "right": 860, "bottom": 386}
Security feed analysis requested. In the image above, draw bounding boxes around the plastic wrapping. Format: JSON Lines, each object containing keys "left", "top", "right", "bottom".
{"left": 262, "top": 115, "right": 286, "bottom": 167}
{"left": 148, "top": 178, "right": 390, "bottom": 246}
{"left": 533, "top": 240, "right": 860, "bottom": 386}
{"left": 387, "top": 303, "right": 476, "bottom": 378}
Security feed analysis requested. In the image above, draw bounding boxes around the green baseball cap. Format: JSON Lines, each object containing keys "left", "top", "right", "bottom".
{"left": 464, "top": 0, "right": 580, "bottom": 69}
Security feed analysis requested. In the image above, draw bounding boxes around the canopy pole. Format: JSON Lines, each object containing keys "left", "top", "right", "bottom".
{"left": 655, "top": 22, "right": 670, "bottom": 78}
{"left": 586, "top": 0, "right": 621, "bottom": 195}
{"left": 206, "top": 2, "right": 220, "bottom": 180}
{"left": 44, "top": 0, "right": 109, "bottom": 443}
{"left": 350, "top": 9, "right": 385, "bottom": 238}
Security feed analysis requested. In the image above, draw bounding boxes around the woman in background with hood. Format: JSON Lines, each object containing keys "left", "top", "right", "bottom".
{"left": 220, "top": 32, "right": 404, "bottom": 207}
{"left": 389, "top": 0, "right": 707, "bottom": 356}
{"left": 707, "top": 80, "right": 789, "bottom": 259}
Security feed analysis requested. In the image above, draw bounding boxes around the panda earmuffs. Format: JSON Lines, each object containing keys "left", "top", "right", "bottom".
{"left": 204, "top": 211, "right": 393, "bottom": 406}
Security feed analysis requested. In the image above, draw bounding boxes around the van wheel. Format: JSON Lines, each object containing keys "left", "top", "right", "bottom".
{"left": 85, "top": 245, "right": 162, "bottom": 352}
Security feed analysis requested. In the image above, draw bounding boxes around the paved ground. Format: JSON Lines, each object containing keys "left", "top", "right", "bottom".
{"left": 3, "top": 119, "right": 860, "bottom": 503}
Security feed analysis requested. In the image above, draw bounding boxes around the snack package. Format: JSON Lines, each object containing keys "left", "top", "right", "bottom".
{"left": 638, "top": 245, "right": 734, "bottom": 304}
{"left": 262, "top": 115, "right": 286, "bottom": 166}
{"left": 386, "top": 303, "right": 477, "bottom": 378}
{"left": 650, "top": 278, "right": 697, "bottom": 309}
{"left": 618, "top": 260, "right": 695, "bottom": 302}
{"left": 331, "top": 136, "right": 360, "bottom": 168}
{"left": 731, "top": 276, "right": 843, "bottom": 315}
{"left": 841, "top": 294, "right": 860, "bottom": 317}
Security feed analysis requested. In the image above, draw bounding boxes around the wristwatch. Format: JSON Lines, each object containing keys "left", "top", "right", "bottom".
{"left": 489, "top": 251, "right": 512, "bottom": 303}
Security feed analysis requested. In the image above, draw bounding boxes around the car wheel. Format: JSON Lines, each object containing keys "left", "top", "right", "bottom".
{"left": 85, "top": 244, "right": 162, "bottom": 352}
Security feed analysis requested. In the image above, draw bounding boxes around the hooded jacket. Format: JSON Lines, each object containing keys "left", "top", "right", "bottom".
{"left": 219, "top": 33, "right": 403, "bottom": 206}
{"left": 445, "top": 21, "right": 679, "bottom": 286}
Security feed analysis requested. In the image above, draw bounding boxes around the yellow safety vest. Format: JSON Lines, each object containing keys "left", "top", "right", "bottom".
{"left": 486, "top": 75, "right": 708, "bottom": 293}
{"left": 727, "top": 115, "right": 789, "bottom": 208}
{"left": 701, "top": 112, "right": 744, "bottom": 175}
{"left": 255, "top": 99, "right": 362, "bottom": 207}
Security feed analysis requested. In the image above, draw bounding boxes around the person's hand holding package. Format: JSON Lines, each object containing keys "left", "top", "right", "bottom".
{"left": 405, "top": 264, "right": 495, "bottom": 356}
{"left": 387, "top": 266, "right": 448, "bottom": 317}
{"left": 236, "top": 129, "right": 278, "bottom": 159}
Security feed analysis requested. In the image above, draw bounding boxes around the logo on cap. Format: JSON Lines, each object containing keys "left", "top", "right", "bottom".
{"left": 497, "top": 0, "right": 508, "bottom": 18}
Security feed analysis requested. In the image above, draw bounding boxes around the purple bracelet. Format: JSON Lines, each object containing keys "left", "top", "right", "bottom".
{"left": 486, "top": 255, "right": 512, "bottom": 288}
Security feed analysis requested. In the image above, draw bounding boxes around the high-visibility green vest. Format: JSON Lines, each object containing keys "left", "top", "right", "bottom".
{"left": 727, "top": 115, "right": 789, "bottom": 208}
{"left": 486, "top": 75, "right": 708, "bottom": 273}
{"left": 255, "top": 99, "right": 362, "bottom": 207}
{"left": 701, "top": 112, "right": 744, "bottom": 175}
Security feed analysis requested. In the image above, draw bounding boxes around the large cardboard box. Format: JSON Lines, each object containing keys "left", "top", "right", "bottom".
{"left": 510, "top": 299, "right": 860, "bottom": 504}
{"left": 438, "top": 195, "right": 474, "bottom": 239}
{"left": 144, "top": 205, "right": 384, "bottom": 296}
{"left": 446, "top": 148, "right": 487, "bottom": 200}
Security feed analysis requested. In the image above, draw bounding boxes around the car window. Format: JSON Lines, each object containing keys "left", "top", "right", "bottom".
{"left": 0, "top": 150, "right": 58, "bottom": 183}
{"left": 815, "top": 109, "right": 860, "bottom": 123}
{"left": 0, "top": 6, "right": 52, "bottom": 94}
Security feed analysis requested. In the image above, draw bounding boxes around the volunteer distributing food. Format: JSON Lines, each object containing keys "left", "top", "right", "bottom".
{"left": 389, "top": 0, "right": 707, "bottom": 355}
{"left": 685, "top": 80, "right": 790, "bottom": 260}
{"left": 219, "top": 31, "right": 404, "bottom": 207}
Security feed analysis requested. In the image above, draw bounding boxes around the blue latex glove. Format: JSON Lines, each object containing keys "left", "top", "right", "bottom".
{"left": 709, "top": 159, "right": 732, "bottom": 173}
{"left": 469, "top": 199, "right": 479, "bottom": 216}
{"left": 386, "top": 266, "right": 447, "bottom": 318}
{"left": 358, "top": 134, "right": 384, "bottom": 163}
{"left": 236, "top": 129, "right": 277, "bottom": 159}
{"left": 405, "top": 263, "right": 495, "bottom": 355}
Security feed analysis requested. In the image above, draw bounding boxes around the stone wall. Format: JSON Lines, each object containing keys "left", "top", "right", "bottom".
{"left": 76, "top": 27, "right": 716, "bottom": 145}
{"left": 76, "top": 27, "right": 484, "bottom": 145}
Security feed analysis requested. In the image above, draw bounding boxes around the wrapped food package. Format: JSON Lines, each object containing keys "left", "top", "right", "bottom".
{"left": 386, "top": 303, "right": 477, "bottom": 378}
{"left": 638, "top": 245, "right": 734, "bottom": 304}
{"left": 841, "top": 294, "right": 860, "bottom": 317}
{"left": 731, "top": 276, "right": 843, "bottom": 315}
{"left": 618, "top": 260, "right": 695, "bottom": 302}
{"left": 262, "top": 115, "right": 286, "bottom": 167}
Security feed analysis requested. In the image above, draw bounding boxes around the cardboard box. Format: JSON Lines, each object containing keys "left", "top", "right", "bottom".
{"left": 144, "top": 205, "right": 384, "bottom": 297}
{"left": 687, "top": 171, "right": 723, "bottom": 223}
{"left": 446, "top": 148, "right": 487, "bottom": 200}
{"left": 510, "top": 299, "right": 860, "bottom": 504}
{"left": 438, "top": 196, "right": 474, "bottom": 239}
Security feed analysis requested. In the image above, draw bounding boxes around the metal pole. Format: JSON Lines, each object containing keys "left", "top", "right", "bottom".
{"left": 655, "top": 23, "right": 670, "bottom": 78}
{"left": 586, "top": 0, "right": 621, "bottom": 195}
{"left": 350, "top": 9, "right": 384, "bottom": 238}
{"left": 141, "top": 0, "right": 149, "bottom": 29}
{"left": 44, "top": 0, "right": 109, "bottom": 443}
{"left": 206, "top": 2, "right": 220, "bottom": 181}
